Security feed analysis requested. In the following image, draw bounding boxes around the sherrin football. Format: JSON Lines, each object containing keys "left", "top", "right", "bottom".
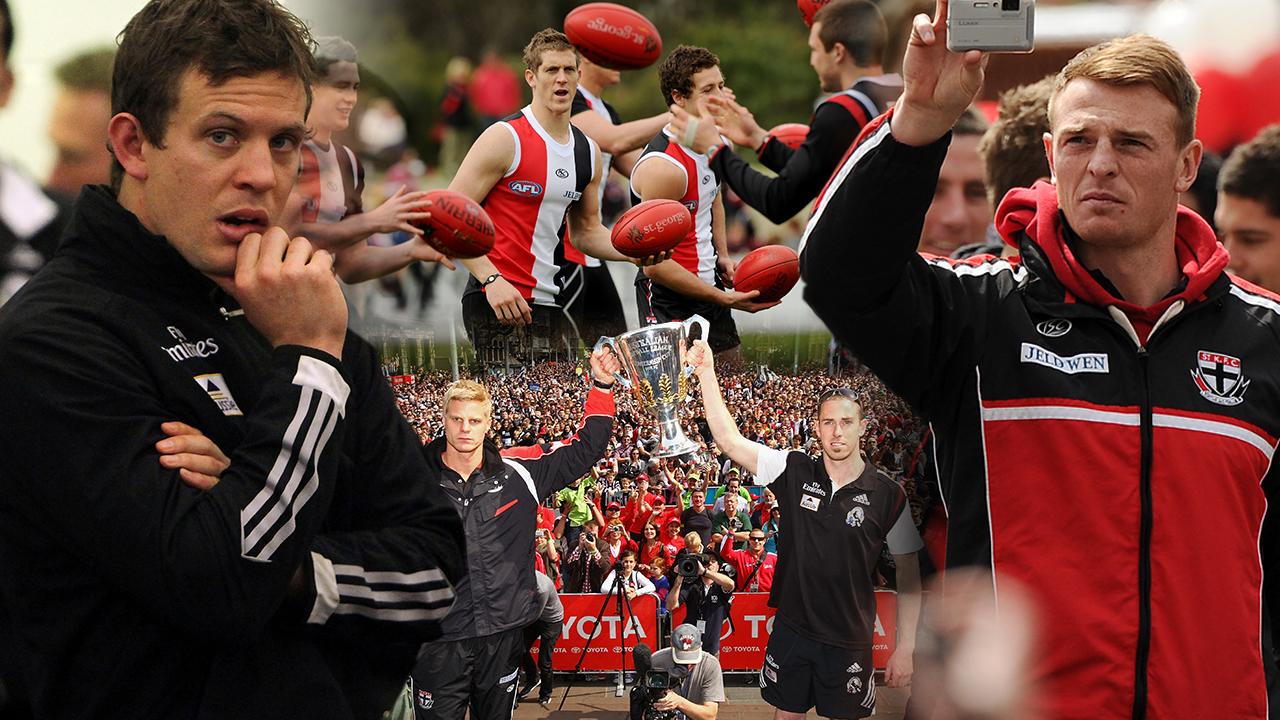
{"left": 564, "top": 3, "right": 663, "bottom": 71}
{"left": 413, "top": 190, "right": 496, "bottom": 259}
{"left": 734, "top": 245, "right": 800, "bottom": 303}
{"left": 767, "top": 123, "right": 810, "bottom": 150}
{"left": 611, "top": 199, "right": 692, "bottom": 258}
{"left": 797, "top": 0, "right": 833, "bottom": 26}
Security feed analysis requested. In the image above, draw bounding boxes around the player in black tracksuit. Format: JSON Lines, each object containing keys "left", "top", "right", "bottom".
{"left": 674, "top": 0, "right": 900, "bottom": 226}
{"left": 411, "top": 369, "right": 617, "bottom": 720}
{"left": 0, "top": 186, "right": 466, "bottom": 720}
{"left": 707, "top": 74, "right": 899, "bottom": 225}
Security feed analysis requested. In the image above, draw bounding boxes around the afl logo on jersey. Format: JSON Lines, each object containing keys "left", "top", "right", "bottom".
{"left": 508, "top": 180, "right": 544, "bottom": 197}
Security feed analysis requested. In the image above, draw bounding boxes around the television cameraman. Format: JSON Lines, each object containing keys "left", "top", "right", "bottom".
{"left": 631, "top": 624, "right": 725, "bottom": 720}
{"left": 665, "top": 551, "right": 735, "bottom": 656}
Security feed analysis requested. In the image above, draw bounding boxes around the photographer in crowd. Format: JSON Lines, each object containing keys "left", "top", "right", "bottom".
{"left": 665, "top": 551, "right": 735, "bottom": 656}
{"left": 563, "top": 519, "right": 612, "bottom": 593}
{"left": 631, "top": 624, "right": 724, "bottom": 720}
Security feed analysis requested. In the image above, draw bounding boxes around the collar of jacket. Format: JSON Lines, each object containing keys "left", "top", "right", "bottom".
{"left": 59, "top": 185, "right": 222, "bottom": 302}
{"left": 998, "top": 180, "right": 1231, "bottom": 318}
{"left": 423, "top": 434, "right": 508, "bottom": 481}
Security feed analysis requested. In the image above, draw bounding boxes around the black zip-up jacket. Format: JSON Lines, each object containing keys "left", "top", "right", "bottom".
{"left": 0, "top": 186, "right": 465, "bottom": 720}
{"left": 708, "top": 75, "right": 901, "bottom": 224}
{"left": 425, "top": 387, "right": 614, "bottom": 641}
{"left": 800, "top": 114, "right": 1280, "bottom": 719}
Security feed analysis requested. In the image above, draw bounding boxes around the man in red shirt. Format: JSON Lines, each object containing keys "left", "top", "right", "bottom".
{"left": 718, "top": 529, "right": 776, "bottom": 593}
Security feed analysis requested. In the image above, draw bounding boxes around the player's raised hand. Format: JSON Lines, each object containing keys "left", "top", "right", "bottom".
{"left": 220, "top": 227, "right": 347, "bottom": 359}
{"left": 892, "top": 0, "right": 988, "bottom": 147}
{"left": 590, "top": 344, "right": 623, "bottom": 385}
{"left": 704, "top": 94, "right": 766, "bottom": 150}
{"left": 365, "top": 185, "right": 433, "bottom": 236}
{"left": 668, "top": 102, "right": 722, "bottom": 156}
{"left": 685, "top": 339, "right": 715, "bottom": 379}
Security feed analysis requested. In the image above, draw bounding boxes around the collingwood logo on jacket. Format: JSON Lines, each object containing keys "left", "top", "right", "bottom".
{"left": 162, "top": 325, "right": 219, "bottom": 362}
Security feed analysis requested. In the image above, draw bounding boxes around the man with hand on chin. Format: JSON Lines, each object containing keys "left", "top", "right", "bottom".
{"left": 0, "top": 1, "right": 464, "bottom": 718}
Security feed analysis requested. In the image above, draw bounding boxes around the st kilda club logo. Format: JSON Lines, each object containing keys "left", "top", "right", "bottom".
{"left": 1191, "top": 350, "right": 1250, "bottom": 406}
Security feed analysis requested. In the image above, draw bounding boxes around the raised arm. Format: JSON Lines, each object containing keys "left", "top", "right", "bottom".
{"left": 687, "top": 339, "right": 764, "bottom": 474}
{"left": 570, "top": 106, "right": 669, "bottom": 157}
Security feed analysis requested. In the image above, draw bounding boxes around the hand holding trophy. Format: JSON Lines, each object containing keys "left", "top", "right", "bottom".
{"left": 594, "top": 315, "right": 709, "bottom": 458}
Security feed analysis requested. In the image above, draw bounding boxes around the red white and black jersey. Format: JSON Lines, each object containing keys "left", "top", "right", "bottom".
{"left": 630, "top": 129, "right": 722, "bottom": 288}
{"left": 482, "top": 106, "right": 596, "bottom": 306}
{"left": 566, "top": 85, "right": 621, "bottom": 269}
{"left": 296, "top": 138, "right": 364, "bottom": 224}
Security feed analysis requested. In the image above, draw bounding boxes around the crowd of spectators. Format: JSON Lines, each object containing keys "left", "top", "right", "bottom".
{"left": 391, "top": 359, "right": 931, "bottom": 622}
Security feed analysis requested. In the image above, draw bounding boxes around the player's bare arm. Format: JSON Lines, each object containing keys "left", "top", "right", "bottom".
{"left": 885, "top": 551, "right": 923, "bottom": 688}
{"left": 570, "top": 150, "right": 673, "bottom": 266}
{"left": 450, "top": 124, "right": 534, "bottom": 326}
{"left": 687, "top": 339, "right": 762, "bottom": 473}
{"left": 571, "top": 108, "right": 670, "bottom": 157}
{"left": 291, "top": 185, "right": 434, "bottom": 252}
{"left": 332, "top": 235, "right": 456, "bottom": 284}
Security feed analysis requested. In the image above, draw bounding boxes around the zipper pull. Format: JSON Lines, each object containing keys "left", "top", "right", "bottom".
{"left": 219, "top": 306, "right": 245, "bottom": 320}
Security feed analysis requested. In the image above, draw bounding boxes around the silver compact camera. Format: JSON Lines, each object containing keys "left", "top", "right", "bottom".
{"left": 947, "top": 0, "right": 1035, "bottom": 53}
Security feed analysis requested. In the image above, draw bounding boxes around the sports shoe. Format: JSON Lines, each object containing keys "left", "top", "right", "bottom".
{"left": 538, "top": 696, "right": 552, "bottom": 708}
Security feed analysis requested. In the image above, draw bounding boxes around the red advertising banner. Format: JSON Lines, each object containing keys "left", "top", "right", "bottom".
{"left": 549, "top": 593, "right": 660, "bottom": 671}
{"left": 388, "top": 375, "right": 416, "bottom": 385}
{"left": 671, "top": 591, "right": 898, "bottom": 671}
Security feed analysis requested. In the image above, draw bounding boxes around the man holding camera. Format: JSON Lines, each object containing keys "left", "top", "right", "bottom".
{"left": 632, "top": 624, "right": 725, "bottom": 720}
{"left": 665, "top": 551, "right": 736, "bottom": 656}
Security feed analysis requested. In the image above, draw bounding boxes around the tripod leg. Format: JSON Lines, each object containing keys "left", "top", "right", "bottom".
{"left": 557, "top": 588, "right": 618, "bottom": 712}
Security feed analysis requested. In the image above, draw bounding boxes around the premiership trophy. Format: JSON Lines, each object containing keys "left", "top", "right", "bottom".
{"left": 595, "top": 315, "right": 709, "bottom": 458}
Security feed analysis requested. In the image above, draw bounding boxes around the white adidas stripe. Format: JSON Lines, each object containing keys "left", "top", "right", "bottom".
{"left": 799, "top": 121, "right": 892, "bottom": 257}
{"left": 241, "top": 392, "right": 338, "bottom": 559}
{"left": 240, "top": 357, "right": 349, "bottom": 562}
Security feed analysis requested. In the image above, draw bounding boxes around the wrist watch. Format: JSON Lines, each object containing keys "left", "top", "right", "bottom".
{"left": 481, "top": 272, "right": 502, "bottom": 287}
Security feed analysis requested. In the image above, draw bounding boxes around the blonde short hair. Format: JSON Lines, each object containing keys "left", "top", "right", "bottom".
{"left": 522, "top": 28, "right": 577, "bottom": 73}
{"left": 442, "top": 380, "right": 492, "bottom": 416}
{"left": 1050, "top": 34, "right": 1199, "bottom": 147}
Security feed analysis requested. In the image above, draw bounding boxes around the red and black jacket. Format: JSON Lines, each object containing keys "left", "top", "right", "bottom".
{"left": 425, "top": 387, "right": 615, "bottom": 641}
{"left": 800, "top": 115, "right": 1279, "bottom": 720}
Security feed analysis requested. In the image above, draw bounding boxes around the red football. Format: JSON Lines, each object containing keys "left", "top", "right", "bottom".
{"left": 734, "top": 245, "right": 800, "bottom": 303}
{"left": 767, "top": 123, "right": 810, "bottom": 150}
{"left": 797, "top": 0, "right": 833, "bottom": 26}
{"left": 414, "top": 189, "right": 496, "bottom": 259}
{"left": 564, "top": 3, "right": 662, "bottom": 71}
{"left": 611, "top": 199, "right": 692, "bottom": 258}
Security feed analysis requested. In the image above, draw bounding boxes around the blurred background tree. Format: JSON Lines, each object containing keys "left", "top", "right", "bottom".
{"left": 347, "top": 0, "right": 816, "bottom": 168}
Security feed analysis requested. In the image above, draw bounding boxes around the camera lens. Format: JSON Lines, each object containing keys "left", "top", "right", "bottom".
{"left": 1001, "top": 0, "right": 1020, "bottom": 10}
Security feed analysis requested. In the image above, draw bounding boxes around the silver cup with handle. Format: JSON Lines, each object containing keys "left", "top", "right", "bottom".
{"left": 595, "top": 315, "right": 710, "bottom": 458}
